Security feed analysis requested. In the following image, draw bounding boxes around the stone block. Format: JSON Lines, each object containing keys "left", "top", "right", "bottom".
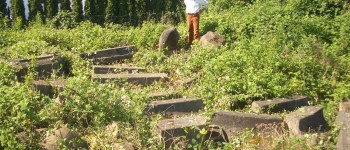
{"left": 42, "top": 126, "right": 87, "bottom": 150}
{"left": 93, "top": 65, "right": 145, "bottom": 74}
{"left": 159, "top": 27, "right": 180, "bottom": 53}
{"left": 147, "top": 91, "right": 181, "bottom": 100}
{"left": 211, "top": 110, "right": 282, "bottom": 135}
{"left": 80, "top": 46, "right": 134, "bottom": 64}
{"left": 145, "top": 98, "right": 203, "bottom": 115}
{"left": 335, "top": 102, "right": 350, "bottom": 150}
{"left": 200, "top": 31, "right": 226, "bottom": 47}
{"left": 31, "top": 79, "right": 67, "bottom": 97}
{"left": 284, "top": 106, "right": 327, "bottom": 135}
{"left": 93, "top": 73, "right": 168, "bottom": 86}
{"left": 49, "top": 80, "right": 67, "bottom": 93}
{"left": 10, "top": 54, "right": 69, "bottom": 82}
{"left": 32, "top": 80, "right": 52, "bottom": 96}
{"left": 251, "top": 95, "right": 309, "bottom": 113}
{"left": 157, "top": 115, "right": 207, "bottom": 149}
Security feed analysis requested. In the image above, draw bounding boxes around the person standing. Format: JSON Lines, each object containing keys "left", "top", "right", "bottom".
{"left": 184, "top": 0, "right": 209, "bottom": 47}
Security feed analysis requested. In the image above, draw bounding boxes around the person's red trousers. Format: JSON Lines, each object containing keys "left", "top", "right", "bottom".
{"left": 187, "top": 14, "right": 200, "bottom": 46}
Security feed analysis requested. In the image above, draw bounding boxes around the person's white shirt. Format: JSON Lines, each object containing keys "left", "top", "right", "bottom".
{"left": 184, "top": 0, "right": 209, "bottom": 14}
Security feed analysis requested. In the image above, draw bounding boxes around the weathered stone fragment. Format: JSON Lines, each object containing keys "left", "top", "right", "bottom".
{"left": 206, "top": 125, "right": 229, "bottom": 143}
{"left": 251, "top": 95, "right": 309, "bottom": 113}
{"left": 200, "top": 31, "right": 226, "bottom": 47}
{"left": 145, "top": 98, "right": 203, "bottom": 115}
{"left": 159, "top": 27, "right": 180, "bottom": 53}
{"left": 10, "top": 54, "right": 69, "bottom": 82}
{"left": 335, "top": 102, "right": 350, "bottom": 150}
{"left": 42, "top": 126, "right": 87, "bottom": 150}
{"left": 157, "top": 115, "right": 207, "bottom": 149}
{"left": 93, "top": 73, "right": 168, "bottom": 86}
{"left": 112, "top": 141, "right": 135, "bottom": 150}
{"left": 80, "top": 46, "right": 134, "bottom": 64}
{"left": 284, "top": 106, "right": 327, "bottom": 135}
{"left": 93, "top": 65, "right": 145, "bottom": 74}
{"left": 211, "top": 110, "right": 282, "bottom": 135}
{"left": 31, "top": 79, "right": 67, "bottom": 97}
{"left": 147, "top": 91, "right": 181, "bottom": 100}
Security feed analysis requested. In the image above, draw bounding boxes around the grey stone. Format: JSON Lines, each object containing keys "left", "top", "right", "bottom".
{"left": 199, "top": 31, "right": 226, "bottom": 47}
{"left": 157, "top": 115, "right": 207, "bottom": 149}
{"left": 93, "top": 73, "right": 168, "bottom": 86}
{"left": 206, "top": 125, "right": 229, "bottom": 143}
{"left": 93, "top": 65, "right": 145, "bottom": 74}
{"left": 335, "top": 102, "right": 350, "bottom": 150}
{"left": 147, "top": 91, "right": 181, "bottom": 100}
{"left": 32, "top": 80, "right": 52, "bottom": 96}
{"left": 42, "top": 126, "right": 87, "bottom": 150}
{"left": 159, "top": 27, "right": 180, "bottom": 53}
{"left": 31, "top": 79, "right": 67, "bottom": 97}
{"left": 17, "top": 128, "right": 48, "bottom": 147}
{"left": 284, "top": 106, "right": 327, "bottom": 135}
{"left": 251, "top": 95, "right": 309, "bottom": 113}
{"left": 145, "top": 98, "right": 203, "bottom": 115}
{"left": 80, "top": 46, "right": 134, "bottom": 64}
{"left": 10, "top": 54, "right": 69, "bottom": 82}
{"left": 211, "top": 110, "right": 282, "bottom": 135}
{"left": 112, "top": 141, "right": 134, "bottom": 150}
{"left": 339, "top": 101, "right": 350, "bottom": 112}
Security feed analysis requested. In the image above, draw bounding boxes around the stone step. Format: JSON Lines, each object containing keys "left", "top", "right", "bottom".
{"left": 147, "top": 91, "right": 181, "bottom": 100}
{"left": 157, "top": 115, "right": 207, "bottom": 149}
{"left": 145, "top": 98, "right": 203, "bottom": 115}
{"left": 211, "top": 110, "right": 283, "bottom": 136}
{"left": 284, "top": 106, "right": 327, "bottom": 135}
{"left": 335, "top": 102, "right": 350, "bottom": 150}
{"left": 80, "top": 46, "right": 134, "bottom": 64}
{"left": 9, "top": 54, "right": 69, "bottom": 82}
{"left": 251, "top": 95, "right": 309, "bottom": 113}
{"left": 93, "top": 65, "right": 145, "bottom": 74}
{"left": 32, "top": 79, "right": 67, "bottom": 97}
{"left": 92, "top": 73, "right": 168, "bottom": 86}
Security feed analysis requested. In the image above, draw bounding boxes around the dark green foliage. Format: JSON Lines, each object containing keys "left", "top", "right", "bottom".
{"left": 72, "top": 0, "right": 83, "bottom": 22}
{"left": 47, "top": 0, "right": 59, "bottom": 18}
{"left": 84, "top": 0, "right": 95, "bottom": 21}
{"left": 105, "top": 0, "right": 119, "bottom": 23}
{"left": 28, "top": 0, "right": 44, "bottom": 21}
{"left": 10, "top": 0, "right": 26, "bottom": 22}
{"left": 0, "top": 0, "right": 7, "bottom": 16}
{"left": 93, "top": 0, "right": 107, "bottom": 24}
{"left": 60, "top": 0, "right": 71, "bottom": 11}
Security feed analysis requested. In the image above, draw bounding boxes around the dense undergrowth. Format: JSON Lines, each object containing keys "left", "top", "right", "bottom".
{"left": 1, "top": 0, "right": 350, "bottom": 149}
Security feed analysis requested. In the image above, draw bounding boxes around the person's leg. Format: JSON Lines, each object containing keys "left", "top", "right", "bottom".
{"left": 187, "top": 15, "right": 194, "bottom": 46}
{"left": 193, "top": 14, "right": 200, "bottom": 41}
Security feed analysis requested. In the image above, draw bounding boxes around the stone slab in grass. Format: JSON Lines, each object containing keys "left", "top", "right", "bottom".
{"left": 157, "top": 115, "right": 207, "bottom": 149}
{"left": 335, "top": 102, "right": 350, "bottom": 150}
{"left": 93, "top": 73, "right": 168, "bottom": 86}
{"left": 145, "top": 98, "right": 203, "bottom": 115}
{"left": 42, "top": 126, "right": 87, "bottom": 150}
{"left": 93, "top": 65, "right": 145, "bottom": 74}
{"left": 251, "top": 95, "right": 309, "bottom": 113}
{"left": 32, "top": 79, "right": 67, "bottom": 97}
{"left": 211, "top": 110, "right": 283, "bottom": 135}
{"left": 147, "top": 91, "right": 181, "bottom": 100}
{"left": 284, "top": 106, "right": 327, "bottom": 135}
{"left": 80, "top": 46, "right": 134, "bottom": 64}
{"left": 10, "top": 54, "right": 69, "bottom": 82}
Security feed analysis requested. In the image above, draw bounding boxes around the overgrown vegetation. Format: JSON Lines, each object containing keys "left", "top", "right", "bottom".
{"left": 0, "top": 0, "right": 349, "bottom": 149}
